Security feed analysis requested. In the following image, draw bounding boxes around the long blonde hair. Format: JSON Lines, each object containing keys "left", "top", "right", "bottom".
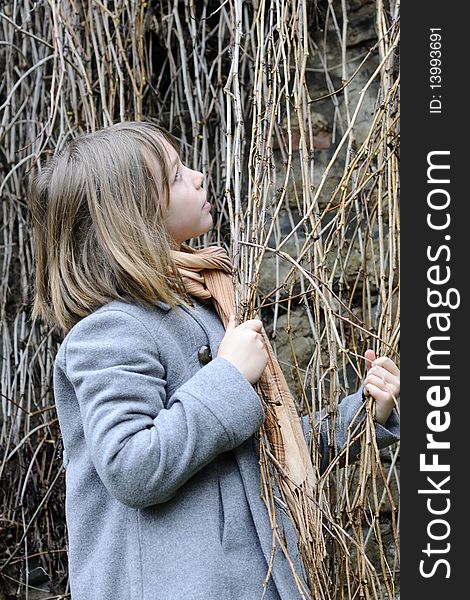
{"left": 28, "top": 121, "right": 192, "bottom": 334}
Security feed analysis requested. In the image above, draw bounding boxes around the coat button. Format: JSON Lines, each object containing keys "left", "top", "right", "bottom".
{"left": 198, "top": 345, "right": 212, "bottom": 365}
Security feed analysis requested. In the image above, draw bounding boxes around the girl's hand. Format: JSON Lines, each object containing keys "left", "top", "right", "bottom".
{"left": 218, "top": 315, "right": 268, "bottom": 384}
{"left": 363, "top": 349, "right": 400, "bottom": 425}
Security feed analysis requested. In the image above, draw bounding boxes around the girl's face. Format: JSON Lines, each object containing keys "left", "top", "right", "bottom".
{"left": 160, "top": 142, "right": 213, "bottom": 248}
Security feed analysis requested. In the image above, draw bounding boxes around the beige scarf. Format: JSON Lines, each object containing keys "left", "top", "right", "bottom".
{"left": 172, "top": 244, "right": 320, "bottom": 556}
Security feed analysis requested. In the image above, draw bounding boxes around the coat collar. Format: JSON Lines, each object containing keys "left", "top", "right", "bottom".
{"left": 155, "top": 300, "right": 172, "bottom": 312}
{"left": 178, "top": 299, "right": 224, "bottom": 352}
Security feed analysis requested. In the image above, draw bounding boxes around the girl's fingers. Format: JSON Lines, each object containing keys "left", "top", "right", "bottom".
{"left": 364, "top": 382, "right": 391, "bottom": 404}
{"left": 240, "top": 319, "right": 263, "bottom": 332}
{"left": 365, "top": 349, "right": 376, "bottom": 370}
{"left": 373, "top": 356, "right": 400, "bottom": 376}
{"left": 365, "top": 373, "right": 400, "bottom": 398}
{"left": 366, "top": 373, "right": 384, "bottom": 386}
{"left": 368, "top": 364, "right": 396, "bottom": 384}
{"left": 368, "top": 364, "right": 400, "bottom": 397}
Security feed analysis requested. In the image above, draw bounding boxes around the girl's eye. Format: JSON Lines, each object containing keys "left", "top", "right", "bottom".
{"left": 174, "top": 169, "right": 182, "bottom": 181}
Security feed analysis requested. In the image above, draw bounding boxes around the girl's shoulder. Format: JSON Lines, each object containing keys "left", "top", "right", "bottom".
{"left": 56, "top": 298, "right": 173, "bottom": 365}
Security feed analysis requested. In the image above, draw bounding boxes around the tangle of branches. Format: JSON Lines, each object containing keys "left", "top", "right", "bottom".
{"left": 0, "top": 1, "right": 400, "bottom": 598}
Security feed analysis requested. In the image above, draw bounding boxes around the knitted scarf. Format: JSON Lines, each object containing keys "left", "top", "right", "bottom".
{"left": 171, "top": 244, "right": 321, "bottom": 563}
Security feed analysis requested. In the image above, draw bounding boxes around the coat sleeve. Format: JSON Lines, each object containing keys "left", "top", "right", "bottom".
{"left": 301, "top": 386, "right": 400, "bottom": 475}
{"left": 60, "top": 309, "right": 265, "bottom": 509}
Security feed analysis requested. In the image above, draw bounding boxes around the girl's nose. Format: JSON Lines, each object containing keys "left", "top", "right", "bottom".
{"left": 192, "top": 168, "right": 204, "bottom": 189}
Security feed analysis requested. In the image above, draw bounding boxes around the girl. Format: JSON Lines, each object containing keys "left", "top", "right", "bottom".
{"left": 29, "top": 121, "right": 400, "bottom": 600}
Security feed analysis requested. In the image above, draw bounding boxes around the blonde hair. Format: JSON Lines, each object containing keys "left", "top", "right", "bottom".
{"left": 28, "top": 121, "right": 192, "bottom": 334}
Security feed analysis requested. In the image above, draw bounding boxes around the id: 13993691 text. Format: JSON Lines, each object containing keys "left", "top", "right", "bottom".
{"left": 429, "top": 28, "right": 442, "bottom": 115}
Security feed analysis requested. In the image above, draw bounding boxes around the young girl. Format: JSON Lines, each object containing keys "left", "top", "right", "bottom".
{"left": 29, "top": 121, "right": 400, "bottom": 600}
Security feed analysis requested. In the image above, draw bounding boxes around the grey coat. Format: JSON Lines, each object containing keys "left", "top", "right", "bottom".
{"left": 53, "top": 297, "right": 400, "bottom": 600}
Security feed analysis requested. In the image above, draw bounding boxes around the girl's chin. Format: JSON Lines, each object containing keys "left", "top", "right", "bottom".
{"left": 187, "top": 221, "right": 212, "bottom": 241}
